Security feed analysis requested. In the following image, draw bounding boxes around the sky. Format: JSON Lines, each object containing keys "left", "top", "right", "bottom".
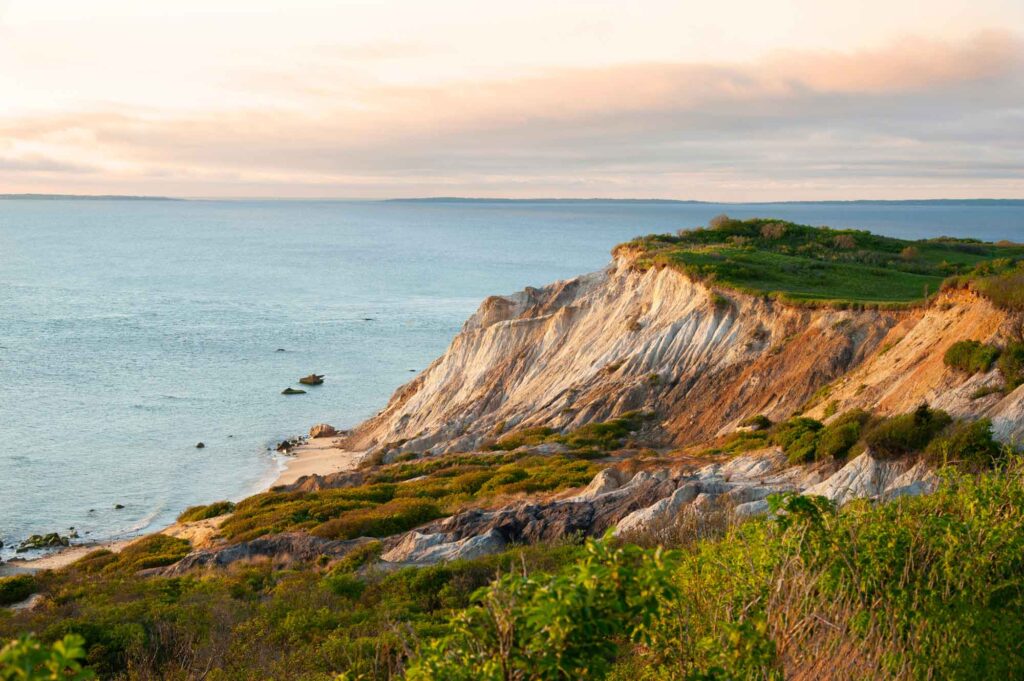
{"left": 1, "top": 0, "right": 1022, "bottom": 199}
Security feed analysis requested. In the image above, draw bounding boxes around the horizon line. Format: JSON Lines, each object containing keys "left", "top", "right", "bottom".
{"left": 3, "top": 193, "right": 1024, "bottom": 205}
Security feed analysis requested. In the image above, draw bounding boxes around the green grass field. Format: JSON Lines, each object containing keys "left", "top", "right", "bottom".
{"left": 617, "top": 217, "right": 1024, "bottom": 307}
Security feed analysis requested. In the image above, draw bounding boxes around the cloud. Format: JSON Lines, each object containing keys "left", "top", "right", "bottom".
{"left": 1, "top": 30, "right": 1022, "bottom": 198}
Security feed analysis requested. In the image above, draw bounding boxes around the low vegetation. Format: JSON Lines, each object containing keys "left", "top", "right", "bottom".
{"left": 617, "top": 217, "right": 1024, "bottom": 307}
{"left": 0, "top": 576, "right": 36, "bottom": 607}
{"left": 220, "top": 451, "right": 596, "bottom": 543}
{"left": 488, "top": 411, "right": 654, "bottom": 456}
{"left": 176, "top": 501, "right": 235, "bottom": 523}
{"left": 412, "top": 460, "right": 1024, "bottom": 679}
{"left": 944, "top": 339, "right": 1001, "bottom": 374}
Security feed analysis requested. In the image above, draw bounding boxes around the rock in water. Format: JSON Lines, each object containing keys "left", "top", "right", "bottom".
{"left": 282, "top": 388, "right": 306, "bottom": 395}
{"left": 299, "top": 374, "right": 324, "bottom": 386}
{"left": 309, "top": 423, "right": 337, "bottom": 439}
{"left": 195, "top": 442, "right": 205, "bottom": 449}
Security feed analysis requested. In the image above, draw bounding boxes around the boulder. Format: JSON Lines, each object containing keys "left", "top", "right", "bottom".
{"left": 309, "top": 423, "right": 338, "bottom": 439}
{"left": 299, "top": 374, "right": 324, "bottom": 386}
{"left": 803, "top": 452, "right": 910, "bottom": 506}
{"left": 381, "top": 529, "right": 506, "bottom": 564}
{"left": 282, "top": 388, "right": 306, "bottom": 395}
{"left": 195, "top": 442, "right": 205, "bottom": 449}
{"left": 159, "top": 533, "right": 375, "bottom": 575}
{"left": 614, "top": 482, "right": 699, "bottom": 535}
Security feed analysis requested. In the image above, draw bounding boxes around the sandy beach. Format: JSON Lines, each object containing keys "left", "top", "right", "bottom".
{"left": 274, "top": 437, "right": 364, "bottom": 486}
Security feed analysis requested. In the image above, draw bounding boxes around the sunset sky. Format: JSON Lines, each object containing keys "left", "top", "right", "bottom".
{"left": 1, "top": 0, "right": 1022, "bottom": 199}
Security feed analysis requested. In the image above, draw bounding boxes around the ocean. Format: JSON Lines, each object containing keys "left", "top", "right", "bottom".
{"left": 1, "top": 198, "right": 1022, "bottom": 558}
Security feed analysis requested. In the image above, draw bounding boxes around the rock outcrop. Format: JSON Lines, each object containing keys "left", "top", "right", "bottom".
{"left": 159, "top": 533, "right": 374, "bottom": 575}
{"left": 379, "top": 450, "right": 939, "bottom": 564}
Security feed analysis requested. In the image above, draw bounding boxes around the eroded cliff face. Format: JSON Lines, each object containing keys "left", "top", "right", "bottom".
{"left": 345, "top": 253, "right": 1023, "bottom": 458}
{"left": 804, "top": 289, "right": 1024, "bottom": 441}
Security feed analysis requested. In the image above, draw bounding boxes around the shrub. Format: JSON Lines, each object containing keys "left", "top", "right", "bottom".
{"left": 311, "top": 498, "right": 442, "bottom": 540}
{"left": 863, "top": 404, "right": 951, "bottom": 459}
{"left": 771, "top": 417, "right": 823, "bottom": 464}
{"left": 0, "top": 634, "right": 94, "bottom": 680}
{"left": 833, "top": 234, "right": 856, "bottom": 249}
{"left": 708, "top": 214, "right": 732, "bottom": 229}
{"left": 406, "top": 536, "right": 679, "bottom": 681}
{"left": 761, "top": 222, "right": 787, "bottom": 239}
{"left": 974, "top": 269, "right": 1024, "bottom": 312}
{"left": 489, "top": 427, "right": 556, "bottom": 451}
{"left": 816, "top": 423, "right": 858, "bottom": 461}
{"left": 943, "top": 340, "right": 1000, "bottom": 374}
{"left": 176, "top": 500, "right": 235, "bottom": 523}
{"left": 739, "top": 414, "right": 772, "bottom": 431}
{"left": 0, "top": 574, "right": 36, "bottom": 606}
{"left": 926, "top": 418, "right": 1005, "bottom": 471}
{"left": 110, "top": 534, "right": 191, "bottom": 572}
{"left": 997, "top": 342, "right": 1024, "bottom": 389}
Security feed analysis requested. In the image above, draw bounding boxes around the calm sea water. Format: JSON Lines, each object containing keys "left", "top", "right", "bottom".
{"left": 1, "top": 199, "right": 1022, "bottom": 557}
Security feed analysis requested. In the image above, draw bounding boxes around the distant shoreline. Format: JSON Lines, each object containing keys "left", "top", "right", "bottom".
{"left": 0, "top": 193, "right": 180, "bottom": 201}
{"left": 3, "top": 194, "right": 1023, "bottom": 205}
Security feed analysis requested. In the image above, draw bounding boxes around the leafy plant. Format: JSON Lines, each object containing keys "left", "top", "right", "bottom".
{"left": 943, "top": 340, "right": 1000, "bottom": 374}
{"left": 0, "top": 634, "right": 94, "bottom": 680}
{"left": 863, "top": 404, "right": 951, "bottom": 459}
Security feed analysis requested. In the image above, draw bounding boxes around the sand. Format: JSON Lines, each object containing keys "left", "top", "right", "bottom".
{"left": 1, "top": 539, "right": 132, "bottom": 576}
{"left": 273, "top": 437, "right": 364, "bottom": 486}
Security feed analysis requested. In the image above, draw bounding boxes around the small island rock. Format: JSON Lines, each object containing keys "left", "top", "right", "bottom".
{"left": 282, "top": 387, "right": 306, "bottom": 395}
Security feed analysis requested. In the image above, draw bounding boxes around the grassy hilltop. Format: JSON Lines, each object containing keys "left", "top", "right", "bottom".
{"left": 618, "top": 216, "right": 1024, "bottom": 307}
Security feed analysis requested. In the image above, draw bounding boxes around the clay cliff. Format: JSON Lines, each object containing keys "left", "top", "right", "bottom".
{"left": 346, "top": 252, "right": 1023, "bottom": 459}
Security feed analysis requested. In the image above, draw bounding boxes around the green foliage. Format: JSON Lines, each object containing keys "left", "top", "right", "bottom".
{"left": 926, "top": 418, "right": 1005, "bottom": 471}
{"left": 176, "top": 500, "right": 235, "bottom": 523}
{"left": 0, "top": 540, "right": 582, "bottom": 680}
{"left": 619, "top": 219, "right": 1024, "bottom": 307}
{"left": 738, "top": 414, "right": 772, "bottom": 430}
{"left": 311, "top": 498, "right": 442, "bottom": 540}
{"left": 972, "top": 267, "right": 1024, "bottom": 312}
{"left": 863, "top": 404, "right": 951, "bottom": 459}
{"left": 944, "top": 340, "right": 1001, "bottom": 374}
{"left": 997, "top": 342, "right": 1024, "bottom": 389}
{"left": 771, "top": 417, "right": 823, "bottom": 464}
{"left": 489, "top": 412, "right": 654, "bottom": 455}
{"left": 816, "top": 409, "right": 871, "bottom": 461}
{"left": 407, "top": 535, "right": 680, "bottom": 680}
{"left": 0, "top": 576, "right": 35, "bottom": 607}
{"left": 0, "top": 634, "right": 94, "bottom": 681}
{"left": 220, "top": 452, "right": 596, "bottom": 542}
{"left": 108, "top": 535, "right": 191, "bottom": 573}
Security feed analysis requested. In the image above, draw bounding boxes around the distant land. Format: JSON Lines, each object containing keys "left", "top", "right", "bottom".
{"left": 386, "top": 197, "right": 1024, "bottom": 206}
{"left": 0, "top": 193, "right": 179, "bottom": 201}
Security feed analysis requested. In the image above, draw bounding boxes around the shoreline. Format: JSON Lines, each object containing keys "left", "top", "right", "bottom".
{"left": 1, "top": 432, "right": 363, "bottom": 576}
{"left": 274, "top": 436, "right": 363, "bottom": 487}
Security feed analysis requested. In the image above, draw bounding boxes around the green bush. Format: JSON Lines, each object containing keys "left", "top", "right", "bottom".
{"left": 997, "top": 342, "right": 1024, "bottom": 389}
{"left": 739, "top": 414, "right": 772, "bottom": 430}
{"left": 407, "top": 536, "right": 679, "bottom": 681}
{"left": 926, "top": 418, "right": 1004, "bottom": 471}
{"left": 0, "top": 634, "right": 94, "bottom": 680}
{"left": 311, "top": 498, "right": 442, "bottom": 540}
{"left": 176, "top": 500, "right": 235, "bottom": 523}
{"left": 816, "top": 409, "right": 871, "bottom": 461}
{"left": 863, "top": 404, "right": 951, "bottom": 459}
{"left": 943, "top": 340, "right": 1000, "bottom": 374}
{"left": 771, "top": 417, "right": 823, "bottom": 464}
{"left": 110, "top": 534, "right": 191, "bottom": 573}
{"left": 0, "top": 575, "right": 36, "bottom": 606}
